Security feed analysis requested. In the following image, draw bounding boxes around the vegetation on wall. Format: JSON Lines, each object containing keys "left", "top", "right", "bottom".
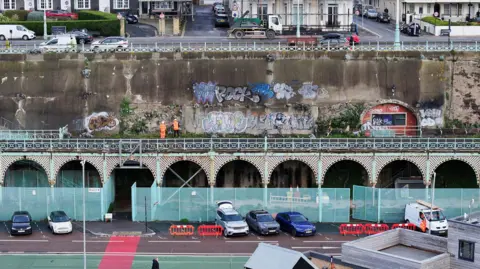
{"left": 316, "top": 103, "right": 366, "bottom": 136}
{"left": 119, "top": 98, "right": 148, "bottom": 135}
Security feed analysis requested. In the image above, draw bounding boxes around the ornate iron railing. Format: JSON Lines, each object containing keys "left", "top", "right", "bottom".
{"left": 0, "top": 129, "right": 61, "bottom": 140}
{"left": 0, "top": 41, "right": 478, "bottom": 53}
{"left": 0, "top": 138, "right": 479, "bottom": 152}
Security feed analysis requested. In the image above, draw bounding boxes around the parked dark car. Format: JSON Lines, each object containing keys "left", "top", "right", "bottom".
{"left": 320, "top": 33, "right": 360, "bottom": 45}
{"left": 214, "top": 12, "right": 229, "bottom": 27}
{"left": 275, "top": 212, "right": 316, "bottom": 236}
{"left": 245, "top": 210, "right": 280, "bottom": 235}
{"left": 11, "top": 211, "right": 32, "bottom": 235}
{"left": 376, "top": 12, "right": 390, "bottom": 23}
{"left": 67, "top": 31, "right": 93, "bottom": 44}
{"left": 401, "top": 22, "right": 420, "bottom": 36}
{"left": 118, "top": 12, "right": 138, "bottom": 24}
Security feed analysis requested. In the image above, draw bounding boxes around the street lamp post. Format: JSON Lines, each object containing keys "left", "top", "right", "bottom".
{"left": 80, "top": 160, "right": 87, "bottom": 269}
{"left": 296, "top": 0, "right": 300, "bottom": 38}
{"left": 43, "top": 9, "right": 47, "bottom": 40}
{"left": 394, "top": 0, "right": 400, "bottom": 49}
{"left": 429, "top": 172, "right": 436, "bottom": 235}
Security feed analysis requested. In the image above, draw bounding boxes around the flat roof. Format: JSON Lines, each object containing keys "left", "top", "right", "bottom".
{"left": 380, "top": 245, "right": 441, "bottom": 262}
{"left": 449, "top": 211, "right": 480, "bottom": 227}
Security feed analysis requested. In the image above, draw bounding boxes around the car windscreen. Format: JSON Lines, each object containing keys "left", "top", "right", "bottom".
{"left": 369, "top": 9, "right": 376, "bottom": 12}
{"left": 257, "top": 214, "right": 274, "bottom": 222}
{"left": 290, "top": 215, "right": 307, "bottom": 222}
{"left": 52, "top": 215, "right": 69, "bottom": 222}
{"left": 426, "top": 211, "right": 446, "bottom": 221}
{"left": 223, "top": 214, "right": 243, "bottom": 221}
{"left": 13, "top": 215, "right": 30, "bottom": 223}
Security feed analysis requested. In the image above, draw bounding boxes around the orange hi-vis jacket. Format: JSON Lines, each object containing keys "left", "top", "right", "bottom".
{"left": 420, "top": 219, "right": 427, "bottom": 232}
{"left": 173, "top": 120, "right": 179, "bottom": 131}
{"left": 159, "top": 123, "right": 166, "bottom": 138}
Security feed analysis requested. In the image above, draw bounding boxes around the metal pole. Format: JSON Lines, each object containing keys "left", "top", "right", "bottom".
{"left": 394, "top": 0, "right": 400, "bottom": 49}
{"left": 296, "top": 0, "right": 300, "bottom": 38}
{"left": 145, "top": 196, "right": 147, "bottom": 233}
{"left": 429, "top": 172, "right": 436, "bottom": 234}
{"left": 43, "top": 9, "right": 47, "bottom": 40}
{"left": 81, "top": 160, "right": 86, "bottom": 269}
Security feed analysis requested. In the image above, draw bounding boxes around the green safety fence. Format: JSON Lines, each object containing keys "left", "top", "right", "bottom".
{"left": 352, "top": 186, "right": 480, "bottom": 223}
{"left": 147, "top": 187, "right": 350, "bottom": 222}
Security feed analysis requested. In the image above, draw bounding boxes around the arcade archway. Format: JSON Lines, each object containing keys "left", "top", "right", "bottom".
{"left": 56, "top": 160, "right": 102, "bottom": 187}
{"left": 376, "top": 160, "right": 423, "bottom": 188}
{"left": 216, "top": 160, "right": 262, "bottom": 188}
{"left": 269, "top": 160, "right": 315, "bottom": 188}
{"left": 4, "top": 160, "right": 49, "bottom": 187}
{"left": 323, "top": 160, "right": 369, "bottom": 188}
{"left": 433, "top": 160, "right": 478, "bottom": 188}
{"left": 163, "top": 161, "right": 208, "bottom": 188}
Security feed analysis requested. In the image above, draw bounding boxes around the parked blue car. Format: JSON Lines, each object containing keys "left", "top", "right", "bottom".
{"left": 275, "top": 212, "right": 316, "bottom": 236}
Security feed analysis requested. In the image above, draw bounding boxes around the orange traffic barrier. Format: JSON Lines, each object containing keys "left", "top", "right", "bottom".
{"left": 391, "top": 223, "right": 416, "bottom": 231}
{"left": 364, "top": 224, "right": 389, "bottom": 235}
{"left": 339, "top": 224, "right": 364, "bottom": 236}
{"left": 197, "top": 225, "right": 224, "bottom": 237}
{"left": 169, "top": 225, "right": 195, "bottom": 236}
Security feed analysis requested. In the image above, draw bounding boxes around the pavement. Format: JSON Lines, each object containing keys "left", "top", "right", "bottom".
{"left": 126, "top": 23, "right": 157, "bottom": 38}
{"left": 184, "top": 5, "right": 229, "bottom": 37}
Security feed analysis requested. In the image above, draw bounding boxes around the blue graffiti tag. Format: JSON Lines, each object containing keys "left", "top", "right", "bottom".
{"left": 193, "top": 82, "right": 217, "bottom": 104}
{"left": 249, "top": 83, "right": 274, "bottom": 99}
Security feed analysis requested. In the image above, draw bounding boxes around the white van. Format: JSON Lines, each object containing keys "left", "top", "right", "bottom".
{"left": 404, "top": 200, "right": 448, "bottom": 236}
{"left": 39, "top": 36, "right": 77, "bottom": 51}
{"left": 0, "top": 25, "right": 36, "bottom": 40}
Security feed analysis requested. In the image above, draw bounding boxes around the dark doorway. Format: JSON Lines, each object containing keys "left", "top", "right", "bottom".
{"left": 5, "top": 160, "right": 49, "bottom": 187}
{"left": 434, "top": 160, "right": 478, "bottom": 188}
{"left": 269, "top": 160, "right": 315, "bottom": 188}
{"left": 434, "top": 3, "right": 440, "bottom": 16}
{"left": 216, "top": 160, "right": 262, "bottom": 187}
{"left": 377, "top": 160, "right": 423, "bottom": 188}
{"left": 323, "top": 160, "right": 369, "bottom": 189}
{"left": 112, "top": 161, "right": 154, "bottom": 220}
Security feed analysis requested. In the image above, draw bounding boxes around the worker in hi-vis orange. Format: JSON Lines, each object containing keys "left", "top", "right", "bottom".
{"left": 420, "top": 213, "right": 427, "bottom": 232}
{"left": 173, "top": 118, "right": 179, "bottom": 137}
{"left": 159, "top": 121, "right": 166, "bottom": 139}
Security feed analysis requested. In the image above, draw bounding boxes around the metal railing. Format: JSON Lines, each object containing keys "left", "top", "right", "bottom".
{"left": 0, "top": 129, "right": 61, "bottom": 140}
{"left": 0, "top": 137, "right": 479, "bottom": 152}
{"left": 0, "top": 41, "right": 478, "bottom": 53}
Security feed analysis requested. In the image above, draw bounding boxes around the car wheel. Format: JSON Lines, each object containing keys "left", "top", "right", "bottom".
{"left": 79, "top": 39, "right": 85, "bottom": 44}
{"left": 291, "top": 229, "right": 296, "bottom": 237}
{"left": 234, "top": 30, "right": 244, "bottom": 39}
{"left": 22, "top": 35, "right": 29, "bottom": 40}
{"left": 0, "top": 35, "right": 5, "bottom": 41}
{"left": 223, "top": 228, "right": 228, "bottom": 238}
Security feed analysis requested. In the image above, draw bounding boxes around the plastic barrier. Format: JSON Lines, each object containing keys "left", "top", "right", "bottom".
{"left": 364, "top": 224, "right": 389, "bottom": 235}
{"left": 169, "top": 225, "right": 195, "bottom": 236}
{"left": 339, "top": 224, "right": 364, "bottom": 236}
{"left": 391, "top": 223, "right": 416, "bottom": 231}
{"left": 197, "top": 225, "right": 224, "bottom": 236}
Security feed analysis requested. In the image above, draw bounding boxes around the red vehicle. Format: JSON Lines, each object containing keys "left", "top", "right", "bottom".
{"left": 45, "top": 10, "right": 78, "bottom": 20}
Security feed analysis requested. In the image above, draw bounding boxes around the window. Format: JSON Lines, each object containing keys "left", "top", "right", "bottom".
{"left": 38, "top": 0, "right": 53, "bottom": 10}
{"left": 409, "top": 4, "right": 414, "bottom": 13}
{"left": 327, "top": 4, "right": 338, "bottom": 26}
{"left": 458, "top": 240, "right": 475, "bottom": 262}
{"left": 319, "top": 2, "right": 323, "bottom": 21}
{"left": 153, "top": 1, "right": 172, "bottom": 9}
{"left": 257, "top": 4, "right": 267, "bottom": 22}
{"left": 444, "top": 4, "right": 450, "bottom": 16}
{"left": 271, "top": 17, "right": 279, "bottom": 25}
{"left": 372, "top": 114, "right": 406, "bottom": 126}
{"left": 419, "top": 7, "right": 423, "bottom": 14}
{"left": 293, "top": 4, "right": 304, "bottom": 25}
{"left": 457, "top": 4, "right": 462, "bottom": 16}
{"left": 76, "top": 0, "right": 90, "bottom": 9}
{"left": 3, "top": 0, "right": 15, "bottom": 10}
{"left": 427, "top": 4, "right": 431, "bottom": 14}
{"left": 114, "top": 0, "right": 128, "bottom": 9}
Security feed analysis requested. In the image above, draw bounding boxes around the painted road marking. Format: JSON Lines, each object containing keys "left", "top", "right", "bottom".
{"left": 148, "top": 241, "right": 201, "bottom": 243}
{"left": 303, "top": 241, "right": 350, "bottom": 243}
{"left": 0, "top": 239, "right": 48, "bottom": 242}
{"left": 72, "top": 240, "right": 124, "bottom": 243}
{"left": 3, "top": 222, "right": 11, "bottom": 237}
{"left": 225, "top": 241, "right": 278, "bottom": 243}
{"left": 291, "top": 246, "right": 341, "bottom": 249}
{"left": 6, "top": 252, "right": 253, "bottom": 256}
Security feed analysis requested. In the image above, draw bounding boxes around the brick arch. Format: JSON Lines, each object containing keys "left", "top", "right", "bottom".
{"left": 321, "top": 156, "right": 372, "bottom": 185}
{"left": 267, "top": 156, "right": 318, "bottom": 184}
{"left": 214, "top": 156, "right": 265, "bottom": 184}
{"left": 1, "top": 156, "right": 50, "bottom": 185}
{"left": 360, "top": 99, "right": 421, "bottom": 124}
{"left": 160, "top": 159, "right": 209, "bottom": 186}
{"left": 430, "top": 157, "right": 480, "bottom": 185}
{"left": 374, "top": 156, "right": 426, "bottom": 185}
{"left": 106, "top": 156, "right": 157, "bottom": 184}
{"left": 159, "top": 156, "right": 210, "bottom": 185}
{"left": 54, "top": 156, "right": 104, "bottom": 185}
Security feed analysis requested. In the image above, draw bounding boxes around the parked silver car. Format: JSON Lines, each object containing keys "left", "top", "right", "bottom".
{"left": 215, "top": 201, "right": 249, "bottom": 237}
{"left": 366, "top": 9, "right": 378, "bottom": 19}
{"left": 245, "top": 210, "right": 280, "bottom": 235}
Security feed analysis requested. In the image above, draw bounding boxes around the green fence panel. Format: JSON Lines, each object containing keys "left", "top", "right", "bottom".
{"left": 155, "top": 187, "right": 181, "bottom": 221}
{"left": 352, "top": 186, "right": 379, "bottom": 222}
{"left": 5, "top": 170, "right": 49, "bottom": 187}
{"left": 150, "top": 182, "right": 157, "bottom": 222}
{"left": 230, "top": 188, "right": 264, "bottom": 217}
{"left": 266, "top": 188, "right": 318, "bottom": 222}
{"left": 135, "top": 187, "right": 151, "bottom": 222}
{"left": 320, "top": 188, "right": 350, "bottom": 223}
{"left": 131, "top": 182, "right": 137, "bottom": 221}
{"left": 178, "top": 188, "right": 209, "bottom": 222}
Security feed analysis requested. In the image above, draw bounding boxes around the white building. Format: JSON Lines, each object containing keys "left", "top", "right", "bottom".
{"left": 226, "top": 0, "right": 354, "bottom": 28}
{"left": 377, "top": 0, "right": 480, "bottom": 23}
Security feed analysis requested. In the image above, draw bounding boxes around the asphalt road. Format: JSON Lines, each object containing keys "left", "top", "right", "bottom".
{"left": 0, "top": 221, "right": 353, "bottom": 256}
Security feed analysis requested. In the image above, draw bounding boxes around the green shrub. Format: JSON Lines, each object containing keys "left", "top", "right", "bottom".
{"left": 0, "top": 14, "right": 11, "bottom": 22}
{"left": 0, "top": 20, "right": 120, "bottom": 36}
{"left": 27, "top": 11, "right": 44, "bottom": 21}
{"left": 421, "top": 16, "right": 476, "bottom": 26}
{"left": 78, "top": 10, "right": 117, "bottom": 20}
{"left": 4, "top": 10, "right": 29, "bottom": 21}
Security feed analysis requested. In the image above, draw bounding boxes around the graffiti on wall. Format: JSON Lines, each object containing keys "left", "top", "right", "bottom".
{"left": 201, "top": 111, "right": 314, "bottom": 134}
{"left": 419, "top": 108, "right": 443, "bottom": 127}
{"left": 361, "top": 103, "right": 418, "bottom": 137}
{"left": 84, "top": 112, "right": 119, "bottom": 133}
{"left": 192, "top": 82, "right": 327, "bottom": 104}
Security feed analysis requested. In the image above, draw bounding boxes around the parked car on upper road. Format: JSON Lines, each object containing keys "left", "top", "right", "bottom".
{"left": 376, "top": 12, "right": 391, "bottom": 23}
{"left": 11, "top": 211, "right": 33, "bottom": 235}
{"left": 318, "top": 38, "right": 348, "bottom": 48}
{"left": 215, "top": 200, "right": 249, "bottom": 237}
{"left": 214, "top": 11, "right": 229, "bottom": 27}
{"left": 39, "top": 36, "right": 77, "bottom": 51}
{"left": 91, "top": 37, "right": 129, "bottom": 51}
{"left": 245, "top": 210, "right": 280, "bottom": 235}
{"left": 118, "top": 11, "right": 138, "bottom": 24}
{"left": 68, "top": 31, "right": 93, "bottom": 44}
{"left": 212, "top": 2, "right": 223, "bottom": 11}
{"left": 46, "top": 10, "right": 78, "bottom": 20}
{"left": 48, "top": 211, "right": 73, "bottom": 234}
{"left": 214, "top": 4, "right": 225, "bottom": 13}
{"left": 362, "top": 5, "right": 374, "bottom": 16}
{"left": 275, "top": 212, "right": 316, "bottom": 236}
{"left": 366, "top": 9, "right": 378, "bottom": 19}
{"left": 320, "top": 33, "right": 360, "bottom": 45}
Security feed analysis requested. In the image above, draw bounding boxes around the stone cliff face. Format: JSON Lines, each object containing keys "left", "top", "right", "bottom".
{"left": 0, "top": 51, "right": 477, "bottom": 135}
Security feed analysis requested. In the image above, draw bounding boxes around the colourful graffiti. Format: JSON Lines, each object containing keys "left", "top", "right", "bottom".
{"left": 273, "top": 83, "right": 295, "bottom": 100}
{"left": 250, "top": 83, "right": 274, "bottom": 99}
{"left": 202, "top": 111, "right": 248, "bottom": 133}
{"left": 361, "top": 103, "right": 417, "bottom": 137}
{"left": 84, "top": 112, "right": 119, "bottom": 133}
{"left": 193, "top": 82, "right": 217, "bottom": 104}
{"left": 216, "top": 86, "right": 260, "bottom": 103}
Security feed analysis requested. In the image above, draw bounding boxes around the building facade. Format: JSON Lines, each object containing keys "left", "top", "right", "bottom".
{"left": 378, "top": 0, "right": 480, "bottom": 23}
{"left": 225, "top": 0, "right": 354, "bottom": 28}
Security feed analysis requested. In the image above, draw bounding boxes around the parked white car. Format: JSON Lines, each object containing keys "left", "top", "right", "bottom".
{"left": 48, "top": 211, "right": 73, "bottom": 234}
{"left": 90, "top": 36, "right": 129, "bottom": 51}
{"left": 366, "top": 9, "right": 378, "bottom": 19}
{"left": 39, "top": 36, "right": 77, "bottom": 51}
{"left": 215, "top": 201, "right": 249, "bottom": 237}
{"left": 0, "top": 25, "right": 36, "bottom": 40}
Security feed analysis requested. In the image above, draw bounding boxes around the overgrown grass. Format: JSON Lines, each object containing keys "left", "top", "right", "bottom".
{"left": 421, "top": 16, "right": 480, "bottom": 26}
